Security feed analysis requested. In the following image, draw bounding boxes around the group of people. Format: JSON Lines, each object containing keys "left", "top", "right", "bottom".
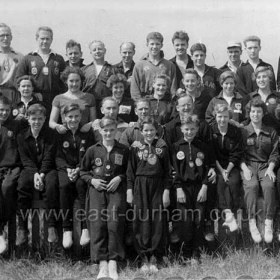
{"left": 1, "top": 22, "right": 280, "bottom": 280}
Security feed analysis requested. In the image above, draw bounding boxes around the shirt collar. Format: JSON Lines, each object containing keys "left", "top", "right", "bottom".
{"left": 246, "top": 122, "right": 270, "bottom": 137}
{"left": 32, "top": 49, "right": 56, "bottom": 55}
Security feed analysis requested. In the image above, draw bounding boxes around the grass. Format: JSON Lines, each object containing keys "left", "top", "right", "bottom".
{"left": 2, "top": 246, "right": 280, "bottom": 280}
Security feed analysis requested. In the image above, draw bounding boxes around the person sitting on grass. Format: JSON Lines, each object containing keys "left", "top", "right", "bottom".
{"left": 16, "top": 103, "right": 59, "bottom": 246}
{"left": 56, "top": 103, "right": 95, "bottom": 249}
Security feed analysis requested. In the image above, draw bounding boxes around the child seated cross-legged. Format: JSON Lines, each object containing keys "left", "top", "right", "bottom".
{"left": 16, "top": 103, "right": 59, "bottom": 246}
{"left": 56, "top": 103, "right": 95, "bottom": 248}
{"left": 171, "top": 114, "right": 210, "bottom": 259}
{"left": 80, "top": 117, "right": 129, "bottom": 280}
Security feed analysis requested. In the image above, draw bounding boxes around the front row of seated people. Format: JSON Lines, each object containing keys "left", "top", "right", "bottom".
{"left": 0, "top": 67, "right": 279, "bottom": 279}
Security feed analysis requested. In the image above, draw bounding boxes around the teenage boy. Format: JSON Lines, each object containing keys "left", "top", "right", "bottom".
{"left": 82, "top": 40, "right": 114, "bottom": 118}
{"left": 236, "top": 35, "right": 276, "bottom": 96}
{"left": 16, "top": 26, "right": 66, "bottom": 112}
{"left": 65, "top": 39, "right": 85, "bottom": 68}
{"left": 169, "top": 30, "right": 194, "bottom": 89}
{"left": 220, "top": 41, "right": 245, "bottom": 73}
{"left": 130, "top": 32, "right": 177, "bottom": 100}
{"left": 190, "top": 43, "right": 222, "bottom": 98}
{"left": 16, "top": 103, "right": 59, "bottom": 245}
{"left": 0, "top": 96, "right": 22, "bottom": 254}
{"left": 0, "top": 23, "right": 23, "bottom": 106}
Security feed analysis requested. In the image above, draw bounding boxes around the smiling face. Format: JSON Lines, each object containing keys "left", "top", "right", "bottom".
{"left": 250, "top": 105, "right": 263, "bottom": 124}
{"left": 28, "top": 112, "right": 46, "bottom": 133}
{"left": 227, "top": 47, "right": 242, "bottom": 64}
{"left": 18, "top": 79, "right": 33, "bottom": 98}
{"left": 181, "top": 122, "right": 199, "bottom": 142}
{"left": 256, "top": 70, "right": 270, "bottom": 90}
{"left": 90, "top": 42, "right": 106, "bottom": 61}
{"left": 64, "top": 109, "right": 81, "bottom": 131}
{"left": 222, "top": 77, "right": 235, "bottom": 96}
{"left": 147, "top": 39, "right": 163, "bottom": 57}
{"left": 182, "top": 73, "right": 200, "bottom": 94}
{"left": 191, "top": 50, "right": 206, "bottom": 67}
{"left": 112, "top": 82, "right": 125, "bottom": 101}
{"left": 66, "top": 45, "right": 82, "bottom": 66}
{"left": 153, "top": 78, "right": 167, "bottom": 99}
{"left": 216, "top": 110, "right": 229, "bottom": 128}
{"left": 66, "top": 73, "right": 81, "bottom": 93}
{"left": 141, "top": 123, "right": 157, "bottom": 144}
{"left": 173, "top": 38, "right": 188, "bottom": 57}
{"left": 176, "top": 96, "right": 194, "bottom": 116}
{"left": 36, "top": 30, "right": 52, "bottom": 53}
{"left": 0, "top": 27, "right": 12, "bottom": 50}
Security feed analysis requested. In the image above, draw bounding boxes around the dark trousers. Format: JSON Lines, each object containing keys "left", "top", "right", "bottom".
{"left": 217, "top": 167, "right": 241, "bottom": 212}
{"left": 58, "top": 170, "right": 88, "bottom": 230}
{"left": 87, "top": 185, "right": 126, "bottom": 262}
{"left": 17, "top": 169, "right": 59, "bottom": 229}
{"left": 0, "top": 167, "right": 20, "bottom": 232}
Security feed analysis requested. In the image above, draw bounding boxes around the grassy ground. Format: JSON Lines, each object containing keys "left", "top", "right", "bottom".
{"left": 2, "top": 246, "right": 280, "bottom": 280}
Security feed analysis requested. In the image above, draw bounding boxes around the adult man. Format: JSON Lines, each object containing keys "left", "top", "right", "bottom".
{"left": 65, "top": 39, "right": 85, "bottom": 68}
{"left": 236, "top": 35, "right": 276, "bottom": 96}
{"left": 220, "top": 41, "right": 244, "bottom": 73}
{"left": 82, "top": 40, "right": 114, "bottom": 118}
{"left": 169, "top": 31, "right": 194, "bottom": 89}
{"left": 113, "top": 42, "right": 136, "bottom": 98}
{"left": 16, "top": 26, "right": 66, "bottom": 111}
{"left": 0, "top": 23, "right": 23, "bottom": 106}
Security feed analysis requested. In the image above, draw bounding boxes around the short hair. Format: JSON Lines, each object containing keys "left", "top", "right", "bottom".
{"left": 0, "top": 96, "right": 11, "bottom": 107}
{"left": 134, "top": 98, "right": 150, "bottom": 109}
{"left": 254, "top": 66, "right": 273, "bottom": 80}
{"left": 140, "top": 116, "right": 158, "bottom": 131}
{"left": 99, "top": 116, "right": 117, "bottom": 129}
{"left": 60, "top": 66, "right": 85, "bottom": 84}
{"left": 120, "top": 42, "right": 135, "bottom": 51}
{"left": 248, "top": 98, "right": 267, "bottom": 115}
{"left": 146, "top": 32, "right": 164, "bottom": 43}
{"left": 36, "top": 26, "right": 53, "bottom": 39}
{"left": 106, "top": 74, "right": 128, "bottom": 89}
{"left": 190, "top": 43, "right": 207, "bottom": 55}
{"left": 183, "top": 69, "right": 200, "bottom": 80}
{"left": 101, "top": 96, "right": 119, "bottom": 107}
{"left": 66, "top": 39, "right": 82, "bottom": 52}
{"left": 243, "top": 35, "right": 261, "bottom": 47}
{"left": 62, "top": 103, "right": 82, "bottom": 115}
{"left": 219, "top": 70, "right": 237, "bottom": 86}
{"left": 153, "top": 73, "right": 171, "bottom": 88}
{"left": 172, "top": 31, "right": 189, "bottom": 44}
{"left": 176, "top": 93, "right": 194, "bottom": 106}
{"left": 16, "top": 75, "right": 37, "bottom": 89}
{"left": 88, "top": 40, "right": 105, "bottom": 50}
{"left": 180, "top": 114, "right": 199, "bottom": 127}
{"left": 214, "top": 103, "right": 229, "bottom": 115}
{"left": 0, "top": 23, "right": 11, "bottom": 34}
{"left": 27, "top": 103, "right": 46, "bottom": 117}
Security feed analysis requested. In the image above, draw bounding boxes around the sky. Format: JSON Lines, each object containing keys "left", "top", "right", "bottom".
{"left": 2, "top": 0, "right": 280, "bottom": 71}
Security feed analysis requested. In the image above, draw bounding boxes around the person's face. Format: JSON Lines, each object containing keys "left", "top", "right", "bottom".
{"left": 153, "top": 78, "right": 167, "bottom": 98}
{"left": 100, "top": 124, "right": 117, "bottom": 141}
{"left": 256, "top": 70, "right": 270, "bottom": 89}
{"left": 245, "top": 41, "right": 261, "bottom": 60}
{"left": 101, "top": 100, "right": 118, "bottom": 119}
{"left": 141, "top": 123, "right": 157, "bottom": 143}
{"left": 135, "top": 101, "right": 150, "bottom": 122}
{"left": 191, "top": 50, "right": 206, "bottom": 67}
{"left": 66, "top": 73, "right": 81, "bottom": 93}
{"left": 28, "top": 112, "right": 46, "bottom": 132}
{"left": 65, "top": 109, "right": 81, "bottom": 130}
{"left": 90, "top": 42, "right": 106, "bottom": 60}
{"left": 147, "top": 39, "right": 163, "bottom": 57}
{"left": 66, "top": 46, "right": 82, "bottom": 66}
{"left": 0, "top": 103, "right": 10, "bottom": 123}
{"left": 18, "top": 80, "right": 33, "bottom": 98}
{"left": 173, "top": 39, "right": 188, "bottom": 56}
{"left": 120, "top": 44, "right": 135, "bottom": 64}
{"left": 183, "top": 73, "right": 200, "bottom": 93}
{"left": 250, "top": 106, "right": 263, "bottom": 124}
{"left": 37, "top": 30, "right": 53, "bottom": 52}
{"left": 0, "top": 27, "right": 12, "bottom": 49}
{"left": 227, "top": 47, "right": 242, "bottom": 63}
{"left": 222, "top": 77, "right": 235, "bottom": 96}
{"left": 112, "top": 82, "right": 125, "bottom": 100}
{"left": 216, "top": 110, "right": 229, "bottom": 127}
{"left": 176, "top": 96, "right": 194, "bottom": 115}
{"left": 181, "top": 123, "right": 198, "bottom": 142}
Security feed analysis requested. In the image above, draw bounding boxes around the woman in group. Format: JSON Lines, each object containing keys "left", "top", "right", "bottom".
{"left": 205, "top": 70, "right": 245, "bottom": 127}
{"left": 49, "top": 66, "right": 96, "bottom": 133}
{"left": 241, "top": 99, "right": 278, "bottom": 244}
{"left": 211, "top": 104, "right": 243, "bottom": 233}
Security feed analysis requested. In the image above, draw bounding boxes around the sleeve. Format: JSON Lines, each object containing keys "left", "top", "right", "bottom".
{"left": 39, "top": 134, "right": 57, "bottom": 174}
{"left": 205, "top": 97, "right": 216, "bottom": 126}
{"left": 268, "top": 129, "right": 279, "bottom": 167}
{"left": 88, "top": 93, "right": 96, "bottom": 107}
{"left": 80, "top": 148, "right": 94, "bottom": 184}
{"left": 214, "top": 68, "right": 222, "bottom": 94}
{"left": 119, "top": 128, "right": 131, "bottom": 147}
{"left": 55, "top": 136, "right": 71, "bottom": 171}
{"left": 269, "top": 65, "right": 277, "bottom": 91}
{"left": 170, "top": 63, "right": 178, "bottom": 98}
{"left": 161, "top": 147, "right": 172, "bottom": 189}
{"left": 126, "top": 148, "right": 137, "bottom": 190}
{"left": 277, "top": 57, "right": 280, "bottom": 91}
{"left": 52, "top": 95, "right": 60, "bottom": 107}
{"left": 130, "top": 65, "right": 142, "bottom": 101}
{"left": 236, "top": 67, "right": 249, "bottom": 97}
{"left": 228, "top": 128, "right": 243, "bottom": 167}
{"left": 172, "top": 143, "right": 184, "bottom": 189}
{"left": 15, "top": 56, "right": 29, "bottom": 83}
{"left": 118, "top": 146, "right": 129, "bottom": 188}
{"left": 201, "top": 144, "right": 210, "bottom": 185}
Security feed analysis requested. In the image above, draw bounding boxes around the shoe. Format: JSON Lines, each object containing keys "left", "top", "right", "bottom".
{"left": 47, "top": 227, "right": 58, "bottom": 243}
{"left": 80, "top": 228, "right": 90, "bottom": 246}
{"left": 204, "top": 220, "right": 215, "bottom": 241}
{"left": 140, "top": 263, "right": 149, "bottom": 273}
{"left": 0, "top": 234, "right": 7, "bottom": 254}
{"left": 149, "top": 264, "right": 158, "bottom": 273}
{"left": 249, "top": 219, "right": 262, "bottom": 243}
{"left": 16, "top": 229, "right": 28, "bottom": 246}
{"left": 264, "top": 219, "right": 273, "bottom": 243}
{"left": 108, "top": 260, "right": 118, "bottom": 280}
{"left": 223, "top": 210, "right": 238, "bottom": 232}
{"left": 62, "top": 231, "right": 73, "bottom": 249}
{"left": 97, "top": 260, "right": 108, "bottom": 279}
